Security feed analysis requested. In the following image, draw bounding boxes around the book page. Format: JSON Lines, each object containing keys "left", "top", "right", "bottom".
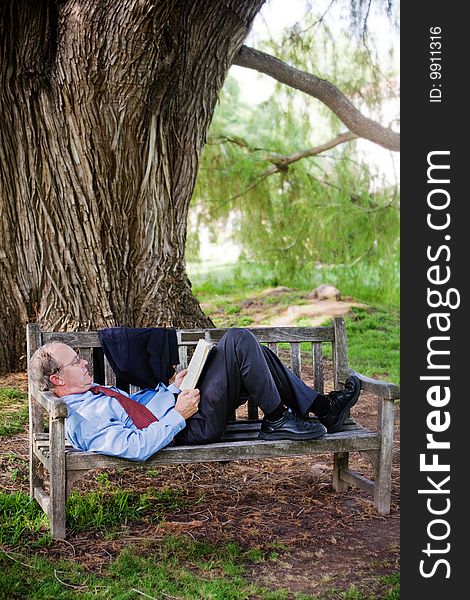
{"left": 180, "top": 338, "right": 213, "bottom": 390}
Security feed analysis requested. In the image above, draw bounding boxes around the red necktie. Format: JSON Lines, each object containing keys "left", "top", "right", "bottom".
{"left": 90, "top": 385, "right": 158, "bottom": 430}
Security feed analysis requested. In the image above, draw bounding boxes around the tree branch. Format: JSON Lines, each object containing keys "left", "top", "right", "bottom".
{"left": 233, "top": 45, "right": 400, "bottom": 152}
{"left": 226, "top": 131, "right": 357, "bottom": 203}
{"left": 263, "top": 131, "right": 358, "bottom": 168}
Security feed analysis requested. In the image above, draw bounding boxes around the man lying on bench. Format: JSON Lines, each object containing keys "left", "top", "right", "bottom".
{"left": 29, "top": 328, "right": 360, "bottom": 461}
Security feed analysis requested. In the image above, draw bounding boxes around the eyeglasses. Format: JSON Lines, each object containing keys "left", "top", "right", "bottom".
{"left": 53, "top": 351, "right": 81, "bottom": 373}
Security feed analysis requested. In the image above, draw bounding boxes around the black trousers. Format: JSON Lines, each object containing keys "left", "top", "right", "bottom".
{"left": 176, "top": 328, "right": 317, "bottom": 444}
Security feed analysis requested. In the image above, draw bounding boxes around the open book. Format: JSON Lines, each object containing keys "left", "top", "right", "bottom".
{"left": 179, "top": 338, "right": 214, "bottom": 390}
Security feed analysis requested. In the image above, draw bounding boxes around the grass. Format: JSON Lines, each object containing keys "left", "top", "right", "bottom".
{"left": 1, "top": 537, "right": 259, "bottom": 600}
{"left": 341, "top": 306, "right": 400, "bottom": 384}
{"left": 1, "top": 482, "right": 399, "bottom": 599}
{"left": 0, "top": 534, "right": 399, "bottom": 599}
{"left": 0, "top": 487, "right": 188, "bottom": 545}
{"left": 188, "top": 258, "right": 399, "bottom": 307}
{"left": 67, "top": 486, "right": 186, "bottom": 533}
{"left": 0, "top": 493, "right": 50, "bottom": 546}
{"left": 299, "top": 307, "right": 400, "bottom": 385}
{"left": 0, "top": 388, "right": 28, "bottom": 436}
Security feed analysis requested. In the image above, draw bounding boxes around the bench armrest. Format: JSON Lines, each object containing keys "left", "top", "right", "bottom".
{"left": 33, "top": 389, "right": 69, "bottom": 419}
{"left": 339, "top": 369, "right": 400, "bottom": 401}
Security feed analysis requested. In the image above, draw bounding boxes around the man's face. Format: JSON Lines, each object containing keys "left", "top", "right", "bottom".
{"left": 50, "top": 343, "right": 93, "bottom": 395}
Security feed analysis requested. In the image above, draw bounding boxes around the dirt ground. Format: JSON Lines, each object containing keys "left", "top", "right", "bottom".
{"left": 0, "top": 357, "right": 400, "bottom": 598}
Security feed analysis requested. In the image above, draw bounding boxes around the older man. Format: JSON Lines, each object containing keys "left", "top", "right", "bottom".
{"left": 29, "top": 328, "right": 360, "bottom": 461}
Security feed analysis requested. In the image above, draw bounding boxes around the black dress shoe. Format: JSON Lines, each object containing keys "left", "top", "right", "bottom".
{"left": 319, "top": 375, "right": 361, "bottom": 433}
{"left": 259, "top": 407, "right": 327, "bottom": 441}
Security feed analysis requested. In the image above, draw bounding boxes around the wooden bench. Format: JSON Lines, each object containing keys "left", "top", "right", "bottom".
{"left": 27, "top": 318, "right": 400, "bottom": 540}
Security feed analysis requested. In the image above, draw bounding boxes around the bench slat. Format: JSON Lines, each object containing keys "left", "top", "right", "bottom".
{"left": 34, "top": 426, "right": 376, "bottom": 463}
{"left": 42, "top": 326, "right": 335, "bottom": 347}
{"left": 59, "top": 432, "right": 381, "bottom": 468}
{"left": 80, "top": 349, "right": 93, "bottom": 377}
{"left": 313, "top": 342, "right": 324, "bottom": 394}
{"left": 178, "top": 327, "right": 335, "bottom": 343}
{"left": 290, "top": 342, "right": 301, "bottom": 377}
{"left": 267, "top": 342, "right": 278, "bottom": 355}
{"left": 104, "top": 355, "right": 116, "bottom": 386}
{"left": 42, "top": 332, "right": 103, "bottom": 346}
{"left": 178, "top": 346, "right": 188, "bottom": 369}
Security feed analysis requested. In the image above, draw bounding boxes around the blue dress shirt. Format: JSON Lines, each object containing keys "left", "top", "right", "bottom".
{"left": 62, "top": 383, "right": 185, "bottom": 461}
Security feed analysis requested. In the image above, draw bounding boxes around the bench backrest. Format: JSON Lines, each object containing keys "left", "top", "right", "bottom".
{"left": 27, "top": 320, "right": 349, "bottom": 421}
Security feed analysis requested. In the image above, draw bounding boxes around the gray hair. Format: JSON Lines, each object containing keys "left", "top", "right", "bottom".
{"left": 29, "top": 342, "right": 62, "bottom": 391}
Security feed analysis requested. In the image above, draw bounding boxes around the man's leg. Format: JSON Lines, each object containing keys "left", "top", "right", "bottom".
{"left": 259, "top": 345, "right": 318, "bottom": 416}
{"left": 256, "top": 342, "right": 362, "bottom": 431}
{"left": 179, "top": 328, "right": 325, "bottom": 444}
{"left": 258, "top": 336, "right": 362, "bottom": 432}
{"left": 179, "top": 329, "right": 282, "bottom": 444}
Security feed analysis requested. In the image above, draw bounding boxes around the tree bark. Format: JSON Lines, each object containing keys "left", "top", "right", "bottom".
{"left": 0, "top": 0, "right": 265, "bottom": 373}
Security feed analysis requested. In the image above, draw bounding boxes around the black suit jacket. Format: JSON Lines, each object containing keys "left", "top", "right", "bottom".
{"left": 96, "top": 327, "right": 179, "bottom": 388}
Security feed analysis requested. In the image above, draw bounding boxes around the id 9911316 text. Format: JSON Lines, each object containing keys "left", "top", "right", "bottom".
{"left": 429, "top": 26, "right": 442, "bottom": 103}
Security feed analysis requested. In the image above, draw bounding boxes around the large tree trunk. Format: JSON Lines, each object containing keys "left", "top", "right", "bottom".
{"left": 0, "top": 0, "right": 265, "bottom": 373}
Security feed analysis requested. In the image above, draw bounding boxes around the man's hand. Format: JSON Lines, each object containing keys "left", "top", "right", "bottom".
{"left": 174, "top": 368, "right": 187, "bottom": 390}
{"left": 174, "top": 389, "right": 200, "bottom": 420}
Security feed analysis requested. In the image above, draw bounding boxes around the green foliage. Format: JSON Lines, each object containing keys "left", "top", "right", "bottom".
{"left": 236, "top": 164, "right": 399, "bottom": 288}
{"left": 194, "top": 82, "right": 399, "bottom": 294}
{"left": 0, "top": 388, "right": 28, "bottom": 436}
{"left": 190, "top": 3, "right": 399, "bottom": 303}
{"left": 268, "top": 1, "right": 399, "bottom": 115}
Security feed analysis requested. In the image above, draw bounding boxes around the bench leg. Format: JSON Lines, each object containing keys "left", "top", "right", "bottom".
{"left": 29, "top": 399, "right": 46, "bottom": 498}
{"left": 332, "top": 452, "right": 349, "bottom": 492}
{"left": 373, "top": 400, "right": 395, "bottom": 514}
{"left": 374, "top": 465, "right": 391, "bottom": 514}
{"left": 49, "top": 416, "right": 67, "bottom": 540}
{"left": 30, "top": 453, "right": 45, "bottom": 498}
